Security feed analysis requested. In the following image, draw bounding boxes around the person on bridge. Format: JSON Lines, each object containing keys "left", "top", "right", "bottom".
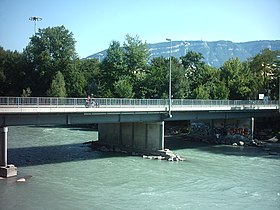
{"left": 86, "top": 95, "right": 91, "bottom": 108}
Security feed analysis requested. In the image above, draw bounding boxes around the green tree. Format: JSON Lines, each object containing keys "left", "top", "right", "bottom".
{"left": 145, "top": 57, "right": 168, "bottom": 98}
{"left": 170, "top": 57, "right": 190, "bottom": 99}
{"left": 145, "top": 57, "right": 189, "bottom": 99}
{"left": 24, "top": 26, "right": 77, "bottom": 96}
{"left": 249, "top": 49, "right": 280, "bottom": 99}
{"left": 0, "top": 47, "right": 26, "bottom": 96}
{"left": 221, "top": 58, "right": 255, "bottom": 99}
{"left": 114, "top": 76, "right": 135, "bottom": 98}
{"left": 180, "top": 51, "right": 205, "bottom": 97}
{"left": 100, "top": 40, "right": 126, "bottom": 97}
{"left": 194, "top": 85, "right": 210, "bottom": 99}
{"left": 65, "top": 63, "right": 86, "bottom": 97}
{"left": 123, "top": 35, "right": 150, "bottom": 97}
{"left": 79, "top": 59, "right": 101, "bottom": 97}
{"left": 47, "top": 71, "right": 67, "bottom": 97}
{"left": 123, "top": 34, "right": 150, "bottom": 74}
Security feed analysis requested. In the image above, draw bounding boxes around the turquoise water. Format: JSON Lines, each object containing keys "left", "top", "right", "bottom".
{"left": 0, "top": 126, "right": 280, "bottom": 210}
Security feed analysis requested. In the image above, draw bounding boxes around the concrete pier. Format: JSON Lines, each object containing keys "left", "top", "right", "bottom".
{"left": 98, "top": 121, "right": 165, "bottom": 151}
{"left": 0, "top": 127, "right": 17, "bottom": 178}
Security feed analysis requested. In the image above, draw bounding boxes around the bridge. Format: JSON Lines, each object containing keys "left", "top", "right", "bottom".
{"left": 0, "top": 97, "right": 279, "bottom": 177}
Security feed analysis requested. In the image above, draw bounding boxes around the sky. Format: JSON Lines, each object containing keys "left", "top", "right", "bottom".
{"left": 0, "top": 0, "right": 279, "bottom": 58}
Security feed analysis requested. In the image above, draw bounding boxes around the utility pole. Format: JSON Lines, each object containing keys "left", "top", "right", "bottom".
{"left": 29, "top": 16, "right": 42, "bottom": 34}
{"left": 166, "top": 38, "right": 172, "bottom": 118}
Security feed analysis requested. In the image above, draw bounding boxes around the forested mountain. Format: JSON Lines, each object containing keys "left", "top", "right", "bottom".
{"left": 87, "top": 40, "right": 280, "bottom": 67}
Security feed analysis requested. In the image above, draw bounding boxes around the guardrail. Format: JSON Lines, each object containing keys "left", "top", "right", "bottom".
{"left": 0, "top": 97, "right": 278, "bottom": 108}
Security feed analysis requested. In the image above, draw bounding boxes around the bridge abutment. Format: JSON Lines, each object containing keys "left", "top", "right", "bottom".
{"left": 0, "top": 127, "right": 17, "bottom": 178}
{"left": 98, "top": 121, "right": 165, "bottom": 152}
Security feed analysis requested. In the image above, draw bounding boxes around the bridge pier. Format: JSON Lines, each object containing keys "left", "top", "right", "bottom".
{"left": 0, "top": 127, "right": 17, "bottom": 178}
{"left": 98, "top": 121, "right": 165, "bottom": 152}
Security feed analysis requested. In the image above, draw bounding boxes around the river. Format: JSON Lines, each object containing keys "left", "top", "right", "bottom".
{"left": 0, "top": 126, "right": 279, "bottom": 210}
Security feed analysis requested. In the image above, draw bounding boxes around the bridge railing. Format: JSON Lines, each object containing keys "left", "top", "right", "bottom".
{"left": 0, "top": 97, "right": 278, "bottom": 108}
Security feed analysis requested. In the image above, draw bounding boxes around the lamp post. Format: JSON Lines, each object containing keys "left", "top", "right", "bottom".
{"left": 166, "top": 38, "right": 172, "bottom": 118}
{"left": 29, "top": 16, "right": 42, "bottom": 34}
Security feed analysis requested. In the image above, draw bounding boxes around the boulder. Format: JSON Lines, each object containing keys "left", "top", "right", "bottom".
{"left": 99, "top": 146, "right": 109, "bottom": 152}
{"left": 114, "top": 147, "right": 121, "bottom": 152}
{"left": 16, "top": 178, "right": 26, "bottom": 183}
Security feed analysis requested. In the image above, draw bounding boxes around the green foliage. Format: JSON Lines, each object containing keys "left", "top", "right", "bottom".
{"left": 249, "top": 49, "right": 280, "bottom": 99}
{"left": 100, "top": 40, "right": 126, "bottom": 95}
{"left": 114, "top": 76, "right": 135, "bottom": 98}
{"left": 78, "top": 58, "right": 100, "bottom": 97}
{"left": 1, "top": 26, "right": 279, "bottom": 101}
{"left": 0, "top": 47, "right": 26, "bottom": 96}
{"left": 123, "top": 34, "right": 150, "bottom": 74}
{"left": 21, "top": 87, "right": 32, "bottom": 97}
{"left": 24, "top": 25, "right": 77, "bottom": 96}
{"left": 145, "top": 57, "right": 168, "bottom": 98}
{"left": 47, "top": 71, "right": 67, "bottom": 97}
{"left": 221, "top": 58, "right": 256, "bottom": 99}
{"left": 194, "top": 85, "right": 210, "bottom": 99}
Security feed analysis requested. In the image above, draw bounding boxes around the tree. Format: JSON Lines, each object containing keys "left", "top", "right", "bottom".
{"left": 145, "top": 57, "right": 168, "bottom": 98}
{"left": 79, "top": 59, "right": 101, "bottom": 97}
{"left": 192, "top": 65, "right": 229, "bottom": 99}
{"left": 47, "top": 71, "right": 67, "bottom": 97}
{"left": 145, "top": 57, "right": 189, "bottom": 99}
{"left": 170, "top": 57, "right": 190, "bottom": 99}
{"left": 65, "top": 63, "right": 86, "bottom": 97}
{"left": 221, "top": 58, "right": 255, "bottom": 99}
{"left": 193, "top": 85, "right": 210, "bottom": 99}
{"left": 123, "top": 35, "right": 150, "bottom": 97}
{"left": 24, "top": 25, "right": 77, "bottom": 96}
{"left": 249, "top": 49, "right": 280, "bottom": 99}
{"left": 100, "top": 40, "right": 126, "bottom": 97}
{"left": 114, "top": 76, "right": 135, "bottom": 98}
{"left": 0, "top": 47, "right": 26, "bottom": 96}
{"left": 123, "top": 34, "right": 150, "bottom": 74}
{"left": 181, "top": 51, "right": 205, "bottom": 97}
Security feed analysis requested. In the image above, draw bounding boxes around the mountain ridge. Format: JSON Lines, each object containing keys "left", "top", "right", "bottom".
{"left": 86, "top": 40, "right": 280, "bottom": 67}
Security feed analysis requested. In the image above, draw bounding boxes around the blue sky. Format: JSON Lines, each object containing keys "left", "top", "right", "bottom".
{"left": 0, "top": 0, "right": 279, "bottom": 58}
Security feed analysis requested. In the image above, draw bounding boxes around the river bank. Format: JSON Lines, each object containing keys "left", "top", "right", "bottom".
{"left": 165, "top": 118, "right": 280, "bottom": 156}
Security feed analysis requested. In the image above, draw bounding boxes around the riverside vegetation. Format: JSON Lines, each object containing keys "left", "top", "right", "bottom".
{"left": 1, "top": 25, "right": 280, "bottom": 101}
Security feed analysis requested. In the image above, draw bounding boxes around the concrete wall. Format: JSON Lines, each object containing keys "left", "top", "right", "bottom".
{"left": 98, "top": 121, "right": 164, "bottom": 151}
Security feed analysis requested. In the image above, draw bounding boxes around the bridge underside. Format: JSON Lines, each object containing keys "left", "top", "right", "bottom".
{"left": 0, "top": 110, "right": 278, "bottom": 126}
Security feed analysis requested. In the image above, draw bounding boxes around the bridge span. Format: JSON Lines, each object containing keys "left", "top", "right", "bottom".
{"left": 0, "top": 97, "right": 279, "bottom": 177}
{"left": 0, "top": 97, "right": 279, "bottom": 125}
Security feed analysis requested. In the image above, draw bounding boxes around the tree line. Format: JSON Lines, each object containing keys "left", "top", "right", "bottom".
{"left": 1, "top": 25, "right": 279, "bottom": 100}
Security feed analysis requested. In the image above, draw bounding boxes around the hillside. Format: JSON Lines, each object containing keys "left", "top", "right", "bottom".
{"left": 86, "top": 40, "right": 280, "bottom": 67}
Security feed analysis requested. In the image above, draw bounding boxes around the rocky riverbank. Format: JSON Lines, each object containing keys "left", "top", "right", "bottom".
{"left": 83, "top": 141, "right": 184, "bottom": 161}
{"left": 165, "top": 122, "right": 280, "bottom": 156}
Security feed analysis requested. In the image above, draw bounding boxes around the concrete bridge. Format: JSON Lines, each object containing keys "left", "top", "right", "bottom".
{"left": 0, "top": 97, "right": 279, "bottom": 177}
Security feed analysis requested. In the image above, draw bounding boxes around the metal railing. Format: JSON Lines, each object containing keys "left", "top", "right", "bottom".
{"left": 0, "top": 97, "right": 278, "bottom": 109}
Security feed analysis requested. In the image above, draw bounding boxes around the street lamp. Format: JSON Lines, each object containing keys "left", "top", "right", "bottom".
{"left": 166, "top": 38, "right": 172, "bottom": 118}
{"left": 29, "top": 16, "right": 42, "bottom": 34}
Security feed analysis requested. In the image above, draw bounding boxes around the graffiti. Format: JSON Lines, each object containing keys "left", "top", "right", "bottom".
{"left": 190, "top": 122, "right": 211, "bottom": 136}
{"left": 227, "top": 127, "right": 250, "bottom": 137}
{"left": 189, "top": 121, "right": 251, "bottom": 140}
